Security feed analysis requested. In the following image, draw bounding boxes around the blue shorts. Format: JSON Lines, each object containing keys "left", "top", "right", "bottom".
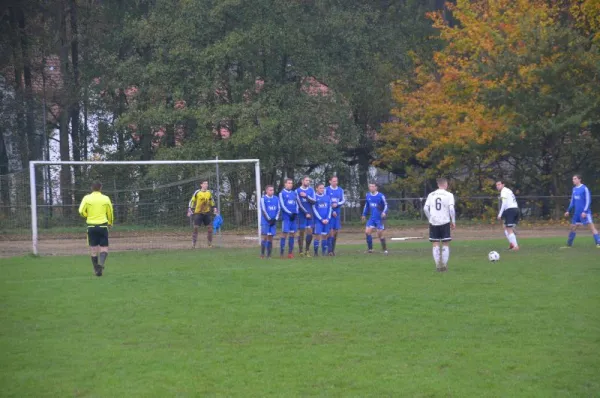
{"left": 314, "top": 220, "right": 331, "bottom": 235}
{"left": 329, "top": 212, "right": 341, "bottom": 230}
{"left": 298, "top": 213, "right": 314, "bottom": 230}
{"left": 366, "top": 218, "right": 385, "bottom": 230}
{"left": 281, "top": 213, "right": 298, "bottom": 234}
{"left": 261, "top": 221, "right": 277, "bottom": 236}
{"left": 572, "top": 212, "right": 593, "bottom": 225}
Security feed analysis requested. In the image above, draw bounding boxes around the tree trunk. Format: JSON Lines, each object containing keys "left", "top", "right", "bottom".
{"left": 59, "top": 3, "right": 72, "bottom": 217}
{"left": 9, "top": 7, "right": 28, "bottom": 170}
{"left": 70, "top": 0, "right": 83, "bottom": 205}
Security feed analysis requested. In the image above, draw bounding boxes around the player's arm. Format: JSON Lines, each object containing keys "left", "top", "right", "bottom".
{"left": 449, "top": 195, "right": 456, "bottom": 228}
{"left": 78, "top": 196, "right": 88, "bottom": 218}
{"left": 306, "top": 190, "right": 316, "bottom": 204}
{"left": 297, "top": 193, "right": 308, "bottom": 215}
{"left": 106, "top": 198, "right": 114, "bottom": 226}
{"left": 279, "top": 192, "right": 292, "bottom": 215}
{"left": 338, "top": 189, "right": 346, "bottom": 206}
{"left": 381, "top": 194, "right": 388, "bottom": 216}
{"left": 327, "top": 201, "right": 332, "bottom": 220}
{"left": 497, "top": 196, "right": 507, "bottom": 219}
{"left": 361, "top": 198, "right": 369, "bottom": 221}
{"left": 565, "top": 191, "right": 574, "bottom": 216}
{"left": 209, "top": 193, "right": 217, "bottom": 213}
{"left": 188, "top": 191, "right": 197, "bottom": 212}
{"left": 584, "top": 186, "right": 591, "bottom": 213}
{"left": 423, "top": 196, "right": 431, "bottom": 220}
{"left": 275, "top": 201, "right": 281, "bottom": 221}
{"left": 260, "top": 197, "right": 271, "bottom": 220}
{"left": 313, "top": 202, "right": 323, "bottom": 221}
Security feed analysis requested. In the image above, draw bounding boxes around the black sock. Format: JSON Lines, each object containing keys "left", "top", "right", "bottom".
{"left": 380, "top": 238, "right": 387, "bottom": 251}
{"left": 91, "top": 256, "right": 98, "bottom": 268}
{"left": 99, "top": 252, "right": 108, "bottom": 267}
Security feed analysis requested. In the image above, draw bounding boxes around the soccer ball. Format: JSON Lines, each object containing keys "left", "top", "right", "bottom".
{"left": 488, "top": 251, "right": 500, "bottom": 262}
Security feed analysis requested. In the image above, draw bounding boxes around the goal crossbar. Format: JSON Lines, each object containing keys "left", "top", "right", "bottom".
{"left": 29, "top": 159, "right": 262, "bottom": 255}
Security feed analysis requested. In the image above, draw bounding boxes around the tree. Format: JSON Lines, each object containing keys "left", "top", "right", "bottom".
{"left": 379, "top": 0, "right": 600, "bottom": 212}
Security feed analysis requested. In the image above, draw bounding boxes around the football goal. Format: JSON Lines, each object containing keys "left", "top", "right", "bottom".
{"left": 28, "top": 159, "right": 261, "bottom": 255}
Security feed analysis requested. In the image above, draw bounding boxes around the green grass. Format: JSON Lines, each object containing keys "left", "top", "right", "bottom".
{"left": 1, "top": 238, "right": 599, "bottom": 397}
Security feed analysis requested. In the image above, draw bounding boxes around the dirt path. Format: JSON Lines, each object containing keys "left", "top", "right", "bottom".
{"left": 0, "top": 225, "right": 569, "bottom": 258}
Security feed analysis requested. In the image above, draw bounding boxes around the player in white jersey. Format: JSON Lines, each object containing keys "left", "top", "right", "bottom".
{"left": 424, "top": 178, "right": 456, "bottom": 272}
{"left": 496, "top": 180, "right": 520, "bottom": 251}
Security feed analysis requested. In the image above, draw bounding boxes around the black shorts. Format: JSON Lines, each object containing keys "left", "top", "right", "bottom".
{"left": 194, "top": 213, "right": 212, "bottom": 227}
{"left": 503, "top": 208, "right": 519, "bottom": 227}
{"left": 87, "top": 224, "right": 109, "bottom": 247}
{"left": 429, "top": 223, "right": 451, "bottom": 242}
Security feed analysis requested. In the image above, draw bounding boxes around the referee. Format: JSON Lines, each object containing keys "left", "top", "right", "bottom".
{"left": 78, "top": 181, "right": 114, "bottom": 276}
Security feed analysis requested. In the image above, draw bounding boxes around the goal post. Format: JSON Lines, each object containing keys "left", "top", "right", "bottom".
{"left": 29, "top": 159, "right": 262, "bottom": 255}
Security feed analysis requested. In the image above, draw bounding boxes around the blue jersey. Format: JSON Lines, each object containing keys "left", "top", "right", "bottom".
{"left": 567, "top": 184, "right": 592, "bottom": 214}
{"left": 260, "top": 195, "right": 280, "bottom": 222}
{"left": 313, "top": 193, "right": 333, "bottom": 221}
{"left": 362, "top": 192, "right": 388, "bottom": 221}
{"left": 296, "top": 186, "right": 316, "bottom": 216}
{"left": 326, "top": 186, "right": 345, "bottom": 216}
{"left": 279, "top": 189, "right": 298, "bottom": 215}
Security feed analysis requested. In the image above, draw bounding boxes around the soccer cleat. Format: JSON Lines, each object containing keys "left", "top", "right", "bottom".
{"left": 510, "top": 246, "right": 519, "bottom": 251}
{"left": 508, "top": 243, "right": 514, "bottom": 250}
{"left": 365, "top": 249, "right": 373, "bottom": 254}
{"left": 208, "top": 244, "right": 213, "bottom": 249}
{"left": 328, "top": 252, "right": 334, "bottom": 257}
{"left": 260, "top": 255, "right": 265, "bottom": 259}
{"left": 596, "top": 244, "right": 600, "bottom": 248}
{"left": 383, "top": 250, "right": 389, "bottom": 256}
{"left": 304, "top": 251, "right": 312, "bottom": 258}
{"left": 287, "top": 253, "right": 294, "bottom": 259}
{"left": 299, "top": 252, "right": 305, "bottom": 258}
{"left": 559, "top": 246, "right": 572, "bottom": 249}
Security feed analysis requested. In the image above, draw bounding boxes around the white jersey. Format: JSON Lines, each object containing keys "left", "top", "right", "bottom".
{"left": 424, "top": 189, "right": 455, "bottom": 226}
{"left": 498, "top": 186, "right": 518, "bottom": 217}
{"left": 499, "top": 187, "right": 518, "bottom": 209}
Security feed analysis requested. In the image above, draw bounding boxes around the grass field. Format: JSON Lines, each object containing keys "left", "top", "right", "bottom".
{"left": 1, "top": 237, "right": 599, "bottom": 397}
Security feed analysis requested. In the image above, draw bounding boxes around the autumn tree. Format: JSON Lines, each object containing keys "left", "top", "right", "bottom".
{"left": 379, "top": 0, "right": 600, "bottom": 214}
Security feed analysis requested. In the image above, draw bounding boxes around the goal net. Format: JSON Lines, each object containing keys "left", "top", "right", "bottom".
{"left": 26, "top": 160, "right": 261, "bottom": 256}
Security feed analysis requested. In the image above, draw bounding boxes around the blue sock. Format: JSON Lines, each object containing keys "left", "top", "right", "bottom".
{"left": 314, "top": 239, "right": 319, "bottom": 255}
{"left": 288, "top": 237, "right": 295, "bottom": 253}
{"left": 567, "top": 231, "right": 576, "bottom": 246}
{"left": 366, "top": 234, "right": 373, "bottom": 250}
{"left": 593, "top": 233, "right": 599, "bottom": 245}
{"left": 261, "top": 240, "right": 266, "bottom": 255}
{"left": 322, "top": 238, "right": 328, "bottom": 255}
{"left": 266, "top": 241, "right": 272, "bottom": 257}
{"left": 280, "top": 237, "right": 286, "bottom": 255}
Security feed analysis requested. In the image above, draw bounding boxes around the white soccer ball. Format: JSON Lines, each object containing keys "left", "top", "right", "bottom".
{"left": 488, "top": 251, "right": 500, "bottom": 262}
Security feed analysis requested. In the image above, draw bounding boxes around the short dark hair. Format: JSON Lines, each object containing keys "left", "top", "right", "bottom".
{"left": 573, "top": 174, "right": 583, "bottom": 181}
{"left": 496, "top": 179, "right": 505, "bottom": 185}
{"left": 284, "top": 178, "right": 293, "bottom": 184}
{"left": 91, "top": 181, "right": 102, "bottom": 191}
{"left": 330, "top": 175, "right": 338, "bottom": 181}
{"left": 437, "top": 177, "right": 448, "bottom": 185}
{"left": 368, "top": 182, "right": 377, "bottom": 186}
{"left": 201, "top": 180, "right": 209, "bottom": 185}
{"left": 316, "top": 182, "right": 325, "bottom": 188}
{"left": 265, "top": 185, "right": 274, "bottom": 190}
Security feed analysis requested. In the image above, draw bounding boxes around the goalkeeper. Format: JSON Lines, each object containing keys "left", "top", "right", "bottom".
{"left": 188, "top": 180, "right": 217, "bottom": 249}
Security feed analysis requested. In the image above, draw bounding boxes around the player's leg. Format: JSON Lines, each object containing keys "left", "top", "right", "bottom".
{"left": 297, "top": 216, "right": 305, "bottom": 255}
{"left": 429, "top": 224, "right": 442, "bottom": 270}
{"left": 313, "top": 222, "right": 321, "bottom": 256}
{"left": 305, "top": 224, "right": 313, "bottom": 257}
{"left": 506, "top": 226, "right": 519, "bottom": 251}
{"left": 328, "top": 229, "right": 335, "bottom": 255}
{"left": 566, "top": 222, "right": 579, "bottom": 247}
{"left": 204, "top": 214, "right": 213, "bottom": 248}
{"left": 583, "top": 215, "right": 600, "bottom": 246}
{"left": 321, "top": 224, "right": 330, "bottom": 256}
{"left": 87, "top": 226, "right": 102, "bottom": 276}
{"left": 97, "top": 226, "right": 109, "bottom": 274}
{"left": 192, "top": 215, "right": 200, "bottom": 248}
{"left": 260, "top": 221, "right": 268, "bottom": 258}
{"left": 440, "top": 223, "right": 451, "bottom": 270}
{"left": 266, "top": 233, "right": 274, "bottom": 258}
{"left": 365, "top": 225, "right": 374, "bottom": 253}
{"left": 377, "top": 225, "right": 387, "bottom": 254}
{"left": 280, "top": 231, "right": 288, "bottom": 258}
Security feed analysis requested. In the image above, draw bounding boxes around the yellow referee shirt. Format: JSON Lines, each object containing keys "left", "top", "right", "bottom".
{"left": 189, "top": 190, "right": 215, "bottom": 214}
{"left": 78, "top": 191, "right": 114, "bottom": 225}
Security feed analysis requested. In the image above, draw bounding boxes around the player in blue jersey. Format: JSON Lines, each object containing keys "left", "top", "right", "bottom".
{"left": 278, "top": 178, "right": 298, "bottom": 259}
{"left": 563, "top": 174, "right": 600, "bottom": 248}
{"left": 361, "top": 182, "right": 389, "bottom": 255}
{"left": 313, "top": 183, "right": 333, "bottom": 256}
{"left": 326, "top": 176, "right": 345, "bottom": 256}
{"left": 260, "top": 185, "right": 280, "bottom": 258}
{"left": 296, "top": 176, "right": 316, "bottom": 257}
